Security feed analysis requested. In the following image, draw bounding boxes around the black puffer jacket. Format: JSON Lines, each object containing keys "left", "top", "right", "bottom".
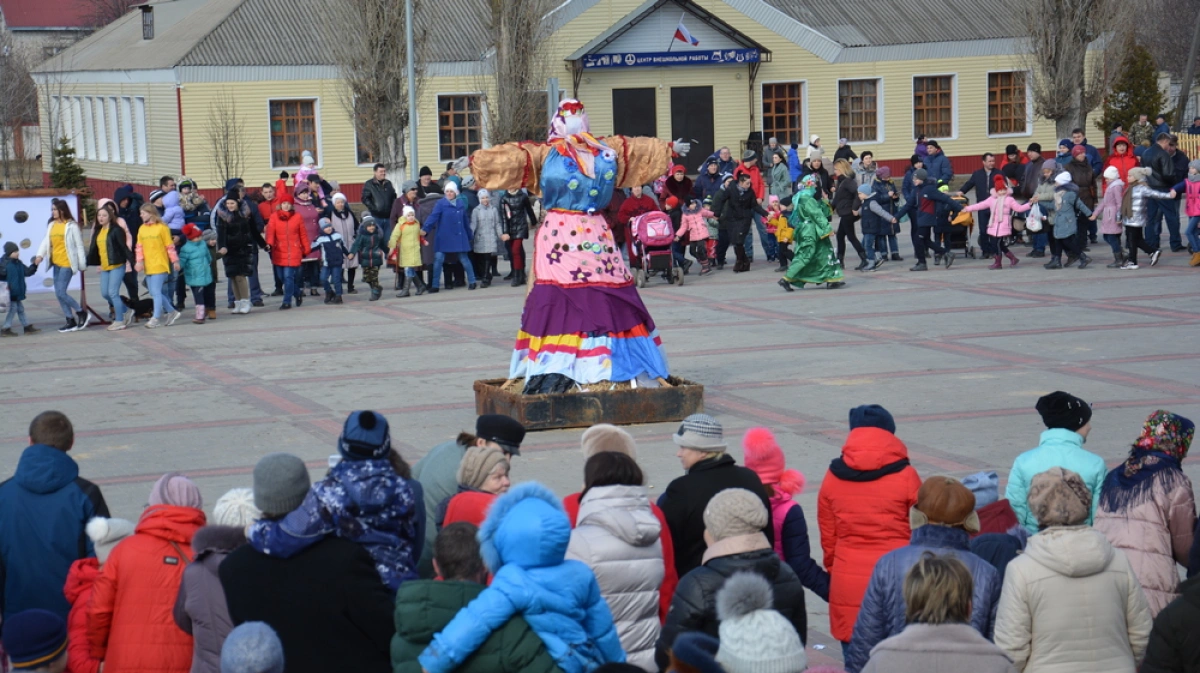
{"left": 832, "top": 175, "right": 860, "bottom": 217}
{"left": 86, "top": 220, "right": 133, "bottom": 269}
{"left": 1142, "top": 574, "right": 1200, "bottom": 673}
{"left": 499, "top": 190, "right": 537, "bottom": 239}
{"left": 654, "top": 548, "right": 806, "bottom": 670}
{"left": 216, "top": 202, "right": 267, "bottom": 277}
{"left": 719, "top": 185, "right": 767, "bottom": 236}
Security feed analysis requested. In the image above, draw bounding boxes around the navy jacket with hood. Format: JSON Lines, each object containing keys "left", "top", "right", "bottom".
{"left": 0, "top": 444, "right": 109, "bottom": 619}
{"left": 114, "top": 185, "right": 144, "bottom": 241}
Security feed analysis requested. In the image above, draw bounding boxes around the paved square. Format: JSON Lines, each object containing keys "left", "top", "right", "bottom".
{"left": 3, "top": 249, "right": 1198, "bottom": 664}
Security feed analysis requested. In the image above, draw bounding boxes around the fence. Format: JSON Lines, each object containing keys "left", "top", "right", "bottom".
{"left": 1176, "top": 133, "right": 1200, "bottom": 159}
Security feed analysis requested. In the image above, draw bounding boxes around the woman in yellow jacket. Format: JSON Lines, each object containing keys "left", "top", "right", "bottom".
{"left": 135, "top": 203, "right": 182, "bottom": 328}
{"left": 33, "top": 198, "right": 89, "bottom": 332}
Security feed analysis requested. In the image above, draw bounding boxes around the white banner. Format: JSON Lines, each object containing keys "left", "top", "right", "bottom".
{"left": 0, "top": 193, "right": 82, "bottom": 294}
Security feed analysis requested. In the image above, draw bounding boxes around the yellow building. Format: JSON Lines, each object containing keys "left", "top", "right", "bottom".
{"left": 33, "top": 0, "right": 1071, "bottom": 201}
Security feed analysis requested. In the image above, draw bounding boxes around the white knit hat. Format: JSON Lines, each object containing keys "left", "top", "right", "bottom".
{"left": 1102, "top": 166, "right": 1119, "bottom": 181}
{"left": 86, "top": 517, "right": 136, "bottom": 563}
{"left": 715, "top": 573, "right": 807, "bottom": 673}
{"left": 1054, "top": 172, "right": 1072, "bottom": 186}
{"left": 332, "top": 192, "right": 347, "bottom": 203}
{"left": 212, "top": 488, "right": 262, "bottom": 529}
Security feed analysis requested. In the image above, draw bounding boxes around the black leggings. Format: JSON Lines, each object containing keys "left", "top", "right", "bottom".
{"left": 984, "top": 233, "right": 1010, "bottom": 255}
{"left": 836, "top": 215, "right": 865, "bottom": 262}
{"left": 1125, "top": 226, "right": 1156, "bottom": 263}
{"left": 911, "top": 226, "right": 947, "bottom": 263}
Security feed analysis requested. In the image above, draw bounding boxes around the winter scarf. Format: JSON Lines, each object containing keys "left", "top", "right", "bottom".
{"left": 1100, "top": 410, "right": 1195, "bottom": 511}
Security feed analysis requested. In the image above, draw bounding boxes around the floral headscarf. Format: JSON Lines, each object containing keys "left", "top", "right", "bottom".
{"left": 1121, "top": 409, "right": 1195, "bottom": 478}
{"left": 798, "top": 174, "right": 819, "bottom": 195}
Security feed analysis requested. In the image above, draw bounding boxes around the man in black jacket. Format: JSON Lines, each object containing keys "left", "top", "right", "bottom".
{"left": 956, "top": 153, "right": 999, "bottom": 258}
{"left": 113, "top": 184, "right": 144, "bottom": 300}
{"left": 657, "top": 413, "right": 773, "bottom": 579}
{"left": 362, "top": 163, "right": 398, "bottom": 224}
{"left": 220, "top": 453, "right": 394, "bottom": 673}
{"left": 1143, "top": 133, "right": 1178, "bottom": 251}
{"left": 720, "top": 173, "right": 768, "bottom": 272}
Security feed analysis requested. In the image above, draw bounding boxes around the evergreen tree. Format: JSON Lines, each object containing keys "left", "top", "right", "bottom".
{"left": 50, "top": 137, "right": 87, "bottom": 189}
{"left": 1097, "top": 44, "right": 1169, "bottom": 136}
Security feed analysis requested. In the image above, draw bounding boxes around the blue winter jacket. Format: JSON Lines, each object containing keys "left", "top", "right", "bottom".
{"left": 163, "top": 190, "right": 185, "bottom": 232}
{"left": 787, "top": 147, "right": 803, "bottom": 183}
{"left": 895, "top": 182, "right": 962, "bottom": 228}
{"left": 0, "top": 256, "right": 37, "bottom": 302}
{"left": 843, "top": 525, "right": 1001, "bottom": 673}
{"left": 177, "top": 239, "right": 213, "bottom": 287}
{"left": 925, "top": 151, "right": 954, "bottom": 184}
{"left": 0, "top": 445, "right": 109, "bottom": 619}
{"left": 423, "top": 197, "right": 472, "bottom": 253}
{"left": 419, "top": 483, "right": 625, "bottom": 673}
{"left": 780, "top": 505, "right": 831, "bottom": 601}
{"left": 248, "top": 458, "right": 424, "bottom": 591}
{"left": 1005, "top": 428, "right": 1108, "bottom": 534}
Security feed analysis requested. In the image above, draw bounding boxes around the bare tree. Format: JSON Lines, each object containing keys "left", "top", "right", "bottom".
{"left": 0, "top": 31, "right": 40, "bottom": 189}
{"left": 1137, "top": 0, "right": 1200, "bottom": 79}
{"left": 327, "top": 0, "right": 425, "bottom": 173}
{"left": 205, "top": 92, "right": 246, "bottom": 185}
{"left": 1017, "top": 0, "right": 1135, "bottom": 137}
{"left": 81, "top": 0, "right": 138, "bottom": 30}
{"left": 482, "top": 0, "right": 555, "bottom": 145}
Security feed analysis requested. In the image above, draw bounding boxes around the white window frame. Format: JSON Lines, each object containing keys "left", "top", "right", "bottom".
{"left": 133, "top": 96, "right": 148, "bottom": 164}
{"left": 911, "top": 73, "right": 958, "bottom": 141}
{"left": 94, "top": 97, "right": 108, "bottom": 162}
{"left": 835, "top": 77, "right": 885, "bottom": 146}
{"left": 107, "top": 97, "right": 121, "bottom": 162}
{"left": 81, "top": 97, "right": 95, "bottom": 160}
{"left": 70, "top": 97, "right": 83, "bottom": 151}
{"left": 985, "top": 69, "right": 1034, "bottom": 139}
{"left": 121, "top": 97, "right": 135, "bottom": 164}
{"left": 758, "top": 80, "right": 808, "bottom": 148}
{"left": 267, "top": 97, "right": 322, "bottom": 169}
{"left": 436, "top": 92, "right": 487, "bottom": 163}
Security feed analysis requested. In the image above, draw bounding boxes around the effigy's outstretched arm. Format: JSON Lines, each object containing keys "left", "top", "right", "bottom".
{"left": 470, "top": 142, "right": 553, "bottom": 196}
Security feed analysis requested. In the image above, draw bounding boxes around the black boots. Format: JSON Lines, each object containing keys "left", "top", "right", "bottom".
{"left": 511, "top": 269, "right": 526, "bottom": 287}
{"left": 396, "top": 278, "right": 411, "bottom": 298}
{"left": 414, "top": 276, "right": 428, "bottom": 296}
{"left": 1106, "top": 252, "right": 1124, "bottom": 269}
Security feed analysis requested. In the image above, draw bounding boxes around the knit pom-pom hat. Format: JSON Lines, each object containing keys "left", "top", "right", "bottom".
{"left": 716, "top": 573, "right": 807, "bottom": 673}
{"left": 742, "top": 428, "right": 805, "bottom": 496}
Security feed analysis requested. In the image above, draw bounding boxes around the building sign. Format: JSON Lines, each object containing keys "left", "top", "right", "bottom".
{"left": 581, "top": 48, "right": 760, "bottom": 69}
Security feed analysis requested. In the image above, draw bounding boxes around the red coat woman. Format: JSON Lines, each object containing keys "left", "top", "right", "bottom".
{"left": 817, "top": 411, "right": 921, "bottom": 643}
{"left": 265, "top": 199, "right": 309, "bottom": 268}
{"left": 1105, "top": 135, "right": 1139, "bottom": 184}
{"left": 88, "top": 476, "right": 206, "bottom": 673}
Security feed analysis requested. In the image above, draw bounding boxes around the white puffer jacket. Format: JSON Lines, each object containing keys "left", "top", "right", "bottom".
{"left": 566, "top": 484, "right": 664, "bottom": 672}
{"left": 36, "top": 219, "right": 88, "bottom": 272}
{"left": 994, "top": 526, "right": 1153, "bottom": 673}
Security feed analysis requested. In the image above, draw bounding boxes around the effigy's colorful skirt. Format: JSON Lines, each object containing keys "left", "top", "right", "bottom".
{"left": 510, "top": 210, "right": 669, "bottom": 384}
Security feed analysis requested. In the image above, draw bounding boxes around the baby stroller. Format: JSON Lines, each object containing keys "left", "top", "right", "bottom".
{"left": 630, "top": 211, "right": 683, "bottom": 287}
{"left": 947, "top": 195, "right": 978, "bottom": 259}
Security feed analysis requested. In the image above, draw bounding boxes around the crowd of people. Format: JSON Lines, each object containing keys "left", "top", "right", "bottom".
{"left": 0, "top": 394, "right": 1196, "bottom": 673}
{"left": 4, "top": 114, "right": 1196, "bottom": 337}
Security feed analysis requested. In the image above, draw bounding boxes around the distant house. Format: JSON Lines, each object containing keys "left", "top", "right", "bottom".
{"left": 31, "top": 0, "right": 1080, "bottom": 203}
{"left": 0, "top": 0, "right": 97, "bottom": 59}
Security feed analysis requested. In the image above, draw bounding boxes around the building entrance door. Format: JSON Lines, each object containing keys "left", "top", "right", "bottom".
{"left": 670, "top": 86, "right": 714, "bottom": 174}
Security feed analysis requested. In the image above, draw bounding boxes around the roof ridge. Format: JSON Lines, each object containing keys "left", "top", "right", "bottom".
{"left": 174, "top": 0, "right": 250, "bottom": 67}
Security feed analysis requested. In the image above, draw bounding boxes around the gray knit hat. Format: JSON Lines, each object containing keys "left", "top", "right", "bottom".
{"left": 252, "top": 453, "right": 311, "bottom": 516}
{"left": 85, "top": 517, "right": 136, "bottom": 563}
{"left": 673, "top": 413, "right": 726, "bottom": 451}
{"left": 914, "top": 168, "right": 928, "bottom": 181}
{"left": 704, "top": 488, "right": 768, "bottom": 541}
{"left": 221, "top": 622, "right": 284, "bottom": 673}
{"left": 716, "top": 573, "right": 807, "bottom": 673}
{"left": 742, "top": 150, "right": 757, "bottom": 162}
{"left": 456, "top": 445, "right": 509, "bottom": 491}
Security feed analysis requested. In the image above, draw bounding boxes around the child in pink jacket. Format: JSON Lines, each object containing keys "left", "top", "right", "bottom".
{"left": 962, "top": 175, "right": 1033, "bottom": 269}
{"left": 1097, "top": 166, "right": 1127, "bottom": 267}
{"left": 676, "top": 198, "right": 714, "bottom": 275}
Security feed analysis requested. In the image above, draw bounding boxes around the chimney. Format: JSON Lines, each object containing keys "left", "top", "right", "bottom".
{"left": 140, "top": 5, "right": 154, "bottom": 40}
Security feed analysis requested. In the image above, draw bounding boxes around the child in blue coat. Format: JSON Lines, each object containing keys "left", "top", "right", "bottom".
{"left": 312, "top": 218, "right": 351, "bottom": 304}
{"left": 419, "top": 482, "right": 625, "bottom": 673}
{"left": 177, "top": 223, "right": 214, "bottom": 324}
{"left": 1, "top": 242, "right": 40, "bottom": 336}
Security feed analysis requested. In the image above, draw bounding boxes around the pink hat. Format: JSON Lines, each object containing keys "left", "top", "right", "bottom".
{"left": 148, "top": 472, "right": 203, "bottom": 509}
{"left": 742, "top": 427, "right": 805, "bottom": 496}
{"left": 1070, "top": 145, "right": 1087, "bottom": 158}
{"left": 768, "top": 195, "right": 780, "bottom": 205}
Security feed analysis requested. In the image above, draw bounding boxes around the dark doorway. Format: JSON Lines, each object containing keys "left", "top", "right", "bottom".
{"left": 612, "top": 88, "right": 657, "bottom": 138}
{"left": 670, "top": 86, "right": 714, "bottom": 174}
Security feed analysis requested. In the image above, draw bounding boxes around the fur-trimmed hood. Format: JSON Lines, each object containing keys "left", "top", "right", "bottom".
{"left": 479, "top": 482, "right": 571, "bottom": 572}
{"left": 191, "top": 524, "right": 247, "bottom": 558}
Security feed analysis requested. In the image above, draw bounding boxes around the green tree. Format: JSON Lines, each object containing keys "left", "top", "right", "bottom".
{"left": 49, "top": 137, "right": 87, "bottom": 189}
{"left": 1097, "top": 44, "right": 1169, "bottom": 136}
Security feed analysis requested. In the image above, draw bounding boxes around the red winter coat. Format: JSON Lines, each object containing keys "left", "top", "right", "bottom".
{"left": 65, "top": 558, "right": 102, "bottom": 673}
{"left": 817, "top": 428, "right": 921, "bottom": 641}
{"left": 563, "top": 492, "right": 678, "bottom": 622}
{"left": 1105, "top": 135, "right": 1139, "bottom": 185}
{"left": 88, "top": 505, "right": 206, "bottom": 673}
{"left": 442, "top": 491, "right": 498, "bottom": 529}
{"left": 266, "top": 210, "right": 309, "bottom": 267}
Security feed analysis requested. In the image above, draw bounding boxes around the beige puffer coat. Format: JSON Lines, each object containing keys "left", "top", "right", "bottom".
{"left": 566, "top": 484, "right": 664, "bottom": 672}
{"left": 1094, "top": 466, "right": 1195, "bottom": 616}
{"left": 994, "top": 526, "right": 1152, "bottom": 673}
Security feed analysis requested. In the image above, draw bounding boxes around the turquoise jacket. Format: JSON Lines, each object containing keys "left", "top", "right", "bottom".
{"left": 178, "top": 239, "right": 213, "bottom": 287}
{"left": 1005, "top": 428, "right": 1108, "bottom": 534}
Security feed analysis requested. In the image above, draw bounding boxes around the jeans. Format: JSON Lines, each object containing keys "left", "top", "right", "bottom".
{"left": 320, "top": 264, "right": 344, "bottom": 295}
{"left": 280, "top": 266, "right": 302, "bottom": 305}
{"left": 52, "top": 265, "right": 82, "bottom": 319}
{"left": 1186, "top": 215, "right": 1200, "bottom": 252}
{"left": 146, "top": 273, "right": 176, "bottom": 319}
{"left": 1032, "top": 231, "right": 1048, "bottom": 253}
{"left": 745, "top": 213, "right": 777, "bottom": 260}
{"left": 302, "top": 261, "right": 320, "bottom": 289}
{"left": 863, "top": 233, "right": 880, "bottom": 261}
{"left": 1146, "top": 198, "right": 1182, "bottom": 250}
{"left": 432, "top": 252, "right": 475, "bottom": 288}
{"left": 672, "top": 241, "right": 688, "bottom": 267}
{"left": 99, "top": 269, "right": 126, "bottom": 322}
{"left": 3, "top": 301, "right": 27, "bottom": 329}
{"left": 228, "top": 248, "right": 264, "bottom": 303}
{"left": 1102, "top": 233, "right": 1123, "bottom": 256}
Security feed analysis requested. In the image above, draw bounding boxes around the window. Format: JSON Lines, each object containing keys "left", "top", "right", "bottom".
{"left": 762, "top": 83, "right": 803, "bottom": 145}
{"left": 94, "top": 97, "right": 108, "bottom": 162}
{"left": 69, "top": 97, "right": 83, "bottom": 150}
{"left": 269, "top": 99, "right": 317, "bottom": 168}
{"left": 120, "top": 97, "right": 135, "bottom": 163}
{"left": 838, "top": 80, "right": 879, "bottom": 142}
{"left": 988, "top": 71, "right": 1028, "bottom": 135}
{"left": 913, "top": 76, "right": 953, "bottom": 139}
{"left": 133, "top": 96, "right": 148, "bottom": 164}
{"left": 107, "top": 97, "right": 121, "bottom": 161}
{"left": 437, "top": 95, "right": 483, "bottom": 161}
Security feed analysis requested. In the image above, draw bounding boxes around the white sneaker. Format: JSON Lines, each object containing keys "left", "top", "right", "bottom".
{"left": 107, "top": 322, "right": 126, "bottom": 331}
{"left": 145, "top": 317, "right": 161, "bottom": 329}
{"left": 1120, "top": 260, "right": 1139, "bottom": 270}
{"left": 1149, "top": 250, "right": 1161, "bottom": 266}
{"left": 165, "top": 310, "right": 182, "bottom": 326}
{"left": 239, "top": 299, "right": 251, "bottom": 314}
{"left": 123, "top": 311, "right": 136, "bottom": 327}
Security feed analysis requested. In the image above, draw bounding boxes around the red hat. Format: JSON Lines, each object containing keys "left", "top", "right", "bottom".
{"left": 664, "top": 196, "right": 680, "bottom": 209}
{"left": 1071, "top": 145, "right": 1087, "bottom": 158}
{"left": 182, "top": 223, "right": 202, "bottom": 240}
{"left": 741, "top": 427, "right": 806, "bottom": 496}
{"left": 671, "top": 164, "right": 685, "bottom": 175}
{"left": 993, "top": 175, "right": 1007, "bottom": 191}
